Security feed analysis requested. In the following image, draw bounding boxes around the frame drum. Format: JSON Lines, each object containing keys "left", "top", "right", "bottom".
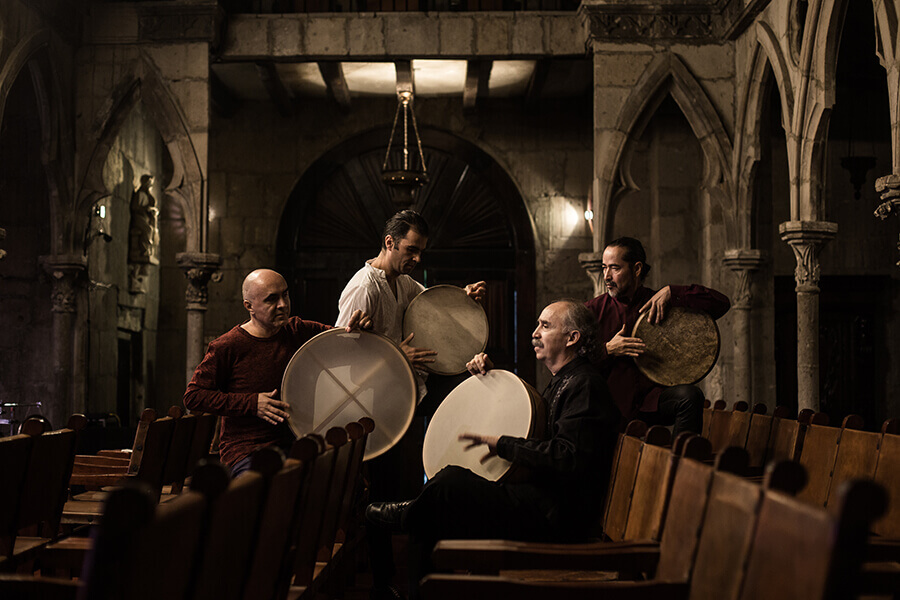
{"left": 632, "top": 306, "right": 720, "bottom": 387}
{"left": 402, "top": 285, "right": 489, "bottom": 376}
{"left": 281, "top": 329, "right": 417, "bottom": 461}
{"left": 423, "top": 370, "right": 545, "bottom": 482}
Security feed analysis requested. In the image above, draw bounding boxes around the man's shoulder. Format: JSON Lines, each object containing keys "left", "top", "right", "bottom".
{"left": 208, "top": 324, "right": 246, "bottom": 347}
{"left": 285, "top": 316, "right": 331, "bottom": 336}
{"left": 343, "top": 263, "right": 382, "bottom": 291}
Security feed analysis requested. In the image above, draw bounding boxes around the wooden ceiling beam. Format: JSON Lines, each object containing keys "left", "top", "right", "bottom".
{"left": 255, "top": 61, "right": 293, "bottom": 117}
{"left": 318, "top": 61, "right": 352, "bottom": 114}
{"left": 463, "top": 60, "right": 492, "bottom": 114}
{"left": 525, "top": 60, "right": 551, "bottom": 111}
{"left": 210, "top": 69, "right": 240, "bottom": 118}
{"left": 395, "top": 59, "right": 414, "bottom": 96}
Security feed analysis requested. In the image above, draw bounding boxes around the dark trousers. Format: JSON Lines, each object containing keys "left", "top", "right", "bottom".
{"left": 639, "top": 384, "right": 704, "bottom": 437}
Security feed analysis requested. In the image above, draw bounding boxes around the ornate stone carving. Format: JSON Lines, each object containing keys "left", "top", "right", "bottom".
{"left": 138, "top": 2, "right": 224, "bottom": 48}
{"left": 583, "top": 11, "right": 716, "bottom": 41}
{"left": 874, "top": 173, "right": 900, "bottom": 267}
{"left": 778, "top": 221, "right": 838, "bottom": 293}
{"left": 177, "top": 252, "right": 222, "bottom": 311}
{"left": 579, "top": 251, "right": 607, "bottom": 297}
{"left": 723, "top": 249, "right": 764, "bottom": 311}
{"left": 39, "top": 255, "right": 87, "bottom": 313}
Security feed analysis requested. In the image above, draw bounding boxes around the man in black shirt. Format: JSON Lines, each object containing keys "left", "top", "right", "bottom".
{"left": 366, "top": 299, "right": 620, "bottom": 599}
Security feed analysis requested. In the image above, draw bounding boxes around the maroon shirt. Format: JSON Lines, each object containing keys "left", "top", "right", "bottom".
{"left": 585, "top": 284, "right": 730, "bottom": 419}
{"left": 183, "top": 316, "right": 331, "bottom": 468}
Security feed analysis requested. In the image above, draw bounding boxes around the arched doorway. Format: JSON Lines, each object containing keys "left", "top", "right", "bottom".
{"left": 276, "top": 128, "right": 537, "bottom": 383}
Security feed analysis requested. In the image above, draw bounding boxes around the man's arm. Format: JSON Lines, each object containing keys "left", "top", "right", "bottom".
{"left": 336, "top": 283, "right": 376, "bottom": 328}
{"left": 640, "top": 284, "right": 731, "bottom": 324}
{"left": 183, "top": 348, "right": 258, "bottom": 418}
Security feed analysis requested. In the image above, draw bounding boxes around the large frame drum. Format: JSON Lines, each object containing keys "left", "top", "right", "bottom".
{"left": 423, "top": 370, "right": 545, "bottom": 481}
{"left": 402, "top": 285, "right": 489, "bottom": 376}
{"left": 632, "top": 306, "right": 720, "bottom": 386}
{"left": 281, "top": 329, "right": 417, "bottom": 461}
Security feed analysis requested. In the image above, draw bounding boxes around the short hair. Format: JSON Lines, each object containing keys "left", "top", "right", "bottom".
{"left": 552, "top": 299, "right": 599, "bottom": 359}
{"left": 382, "top": 210, "right": 429, "bottom": 249}
{"left": 607, "top": 236, "right": 652, "bottom": 281}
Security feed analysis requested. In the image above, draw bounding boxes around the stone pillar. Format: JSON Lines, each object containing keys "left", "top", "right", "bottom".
{"left": 874, "top": 173, "right": 900, "bottom": 265}
{"left": 578, "top": 251, "right": 607, "bottom": 297}
{"left": 778, "top": 221, "right": 838, "bottom": 413}
{"left": 39, "top": 255, "right": 87, "bottom": 428}
{"left": 176, "top": 252, "right": 221, "bottom": 385}
{"left": 722, "top": 249, "right": 764, "bottom": 409}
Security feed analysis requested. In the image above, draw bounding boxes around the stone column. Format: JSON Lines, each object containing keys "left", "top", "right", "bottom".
{"left": 722, "top": 249, "right": 764, "bottom": 409}
{"left": 778, "top": 221, "right": 838, "bottom": 413}
{"left": 579, "top": 252, "right": 607, "bottom": 297}
{"left": 39, "top": 255, "right": 87, "bottom": 428}
{"left": 874, "top": 173, "right": 900, "bottom": 264}
{"left": 176, "top": 252, "right": 221, "bottom": 385}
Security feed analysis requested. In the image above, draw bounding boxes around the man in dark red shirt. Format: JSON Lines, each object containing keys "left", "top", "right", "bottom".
{"left": 183, "top": 268, "right": 371, "bottom": 476}
{"left": 585, "top": 237, "right": 730, "bottom": 435}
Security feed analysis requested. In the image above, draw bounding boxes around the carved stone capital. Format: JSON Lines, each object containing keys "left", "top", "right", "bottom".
{"left": 40, "top": 255, "right": 87, "bottom": 313}
{"left": 874, "top": 173, "right": 900, "bottom": 219}
{"left": 579, "top": 251, "right": 607, "bottom": 297}
{"left": 579, "top": 0, "right": 736, "bottom": 44}
{"left": 778, "top": 221, "right": 838, "bottom": 293}
{"left": 138, "top": 2, "right": 225, "bottom": 49}
{"left": 176, "top": 252, "right": 222, "bottom": 311}
{"left": 722, "top": 249, "right": 764, "bottom": 310}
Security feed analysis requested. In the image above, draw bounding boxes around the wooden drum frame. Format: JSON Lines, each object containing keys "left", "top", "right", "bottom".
{"left": 422, "top": 370, "right": 546, "bottom": 482}
{"left": 281, "top": 329, "right": 417, "bottom": 461}
{"left": 402, "top": 285, "right": 489, "bottom": 376}
{"left": 632, "top": 306, "right": 721, "bottom": 387}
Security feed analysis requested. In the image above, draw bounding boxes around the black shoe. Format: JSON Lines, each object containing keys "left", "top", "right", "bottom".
{"left": 370, "top": 584, "right": 404, "bottom": 600}
{"left": 366, "top": 500, "right": 412, "bottom": 531}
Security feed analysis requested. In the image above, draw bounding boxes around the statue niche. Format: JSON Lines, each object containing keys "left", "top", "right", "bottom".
{"left": 128, "top": 174, "right": 160, "bottom": 294}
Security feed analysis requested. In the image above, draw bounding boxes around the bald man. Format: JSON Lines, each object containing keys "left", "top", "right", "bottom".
{"left": 184, "top": 269, "right": 371, "bottom": 476}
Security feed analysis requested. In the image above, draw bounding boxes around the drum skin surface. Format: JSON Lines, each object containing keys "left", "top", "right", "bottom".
{"left": 281, "top": 329, "right": 417, "bottom": 461}
{"left": 632, "top": 306, "right": 720, "bottom": 387}
{"left": 402, "top": 285, "right": 488, "bottom": 376}
{"left": 423, "top": 370, "right": 544, "bottom": 482}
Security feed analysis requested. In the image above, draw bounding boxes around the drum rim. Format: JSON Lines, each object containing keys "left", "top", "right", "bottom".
{"left": 281, "top": 328, "right": 417, "bottom": 460}
{"left": 402, "top": 284, "right": 489, "bottom": 376}
{"left": 631, "top": 306, "right": 721, "bottom": 386}
{"left": 422, "top": 369, "right": 542, "bottom": 481}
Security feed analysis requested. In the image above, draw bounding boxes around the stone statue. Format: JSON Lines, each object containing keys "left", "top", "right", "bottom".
{"left": 129, "top": 175, "right": 160, "bottom": 293}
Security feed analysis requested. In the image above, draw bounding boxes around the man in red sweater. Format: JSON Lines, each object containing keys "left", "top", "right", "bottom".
{"left": 585, "top": 237, "right": 730, "bottom": 435}
{"left": 183, "top": 268, "right": 371, "bottom": 476}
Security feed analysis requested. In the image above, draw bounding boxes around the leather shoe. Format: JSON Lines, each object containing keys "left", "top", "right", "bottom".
{"left": 365, "top": 500, "right": 412, "bottom": 531}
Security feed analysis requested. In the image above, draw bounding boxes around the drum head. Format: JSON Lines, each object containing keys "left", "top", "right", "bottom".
{"left": 402, "top": 285, "right": 488, "bottom": 376}
{"left": 281, "top": 329, "right": 416, "bottom": 461}
{"left": 423, "top": 370, "right": 541, "bottom": 482}
{"left": 632, "top": 306, "right": 720, "bottom": 386}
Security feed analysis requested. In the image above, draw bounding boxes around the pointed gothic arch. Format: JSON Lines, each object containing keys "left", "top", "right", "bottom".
{"left": 597, "top": 52, "right": 736, "bottom": 247}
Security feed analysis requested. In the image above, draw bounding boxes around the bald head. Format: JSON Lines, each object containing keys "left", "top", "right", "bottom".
{"left": 241, "top": 269, "right": 291, "bottom": 337}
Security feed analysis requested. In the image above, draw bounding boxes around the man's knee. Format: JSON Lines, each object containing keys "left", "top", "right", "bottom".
{"left": 669, "top": 384, "right": 704, "bottom": 409}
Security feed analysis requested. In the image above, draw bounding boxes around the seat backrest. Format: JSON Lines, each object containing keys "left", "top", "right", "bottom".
{"left": 707, "top": 404, "right": 737, "bottom": 454}
{"left": 242, "top": 451, "right": 310, "bottom": 600}
{"left": 189, "top": 467, "right": 267, "bottom": 600}
{"left": 17, "top": 427, "right": 77, "bottom": 539}
{"left": 655, "top": 441, "right": 731, "bottom": 583}
{"left": 796, "top": 416, "right": 842, "bottom": 507}
{"left": 80, "top": 483, "right": 208, "bottom": 600}
{"left": 603, "top": 421, "right": 647, "bottom": 541}
{"left": 599, "top": 420, "right": 647, "bottom": 534}
{"left": 621, "top": 426, "right": 672, "bottom": 541}
{"left": 125, "top": 408, "right": 158, "bottom": 473}
{"left": 184, "top": 412, "right": 218, "bottom": 477}
{"left": 316, "top": 426, "right": 354, "bottom": 561}
{"left": 161, "top": 410, "right": 198, "bottom": 494}
{"left": 824, "top": 416, "right": 879, "bottom": 509}
{"left": 335, "top": 419, "right": 371, "bottom": 543}
{"left": 744, "top": 405, "right": 774, "bottom": 469}
{"left": 871, "top": 421, "right": 900, "bottom": 538}
{"left": 290, "top": 435, "right": 339, "bottom": 587}
{"left": 134, "top": 415, "right": 177, "bottom": 499}
{"left": 765, "top": 408, "right": 804, "bottom": 464}
{"left": 0, "top": 434, "right": 33, "bottom": 558}
{"left": 738, "top": 480, "right": 886, "bottom": 600}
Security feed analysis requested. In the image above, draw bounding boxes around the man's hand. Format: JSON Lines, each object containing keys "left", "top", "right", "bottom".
{"left": 606, "top": 325, "right": 646, "bottom": 358}
{"left": 459, "top": 432, "right": 500, "bottom": 464}
{"left": 400, "top": 332, "right": 437, "bottom": 368}
{"left": 344, "top": 309, "right": 373, "bottom": 332}
{"left": 464, "top": 281, "right": 487, "bottom": 303}
{"left": 466, "top": 352, "right": 494, "bottom": 375}
{"left": 257, "top": 389, "right": 290, "bottom": 425}
{"left": 639, "top": 285, "right": 672, "bottom": 324}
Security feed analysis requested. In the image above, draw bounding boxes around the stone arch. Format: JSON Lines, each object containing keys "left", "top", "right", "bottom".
{"left": 75, "top": 51, "right": 202, "bottom": 253}
{"left": 598, "top": 52, "right": 735, "bottom": 247}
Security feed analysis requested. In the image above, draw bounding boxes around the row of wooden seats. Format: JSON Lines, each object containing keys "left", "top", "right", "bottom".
{"left": 424, "top": 426, "right": 889, "bottom": 599}
{"left": 0, "top": 417, "right": 374, "bottom": 600}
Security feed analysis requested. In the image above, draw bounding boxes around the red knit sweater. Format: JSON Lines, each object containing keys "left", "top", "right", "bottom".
{"left": 183, "top": 317, "right": 330, "bottom": 467}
